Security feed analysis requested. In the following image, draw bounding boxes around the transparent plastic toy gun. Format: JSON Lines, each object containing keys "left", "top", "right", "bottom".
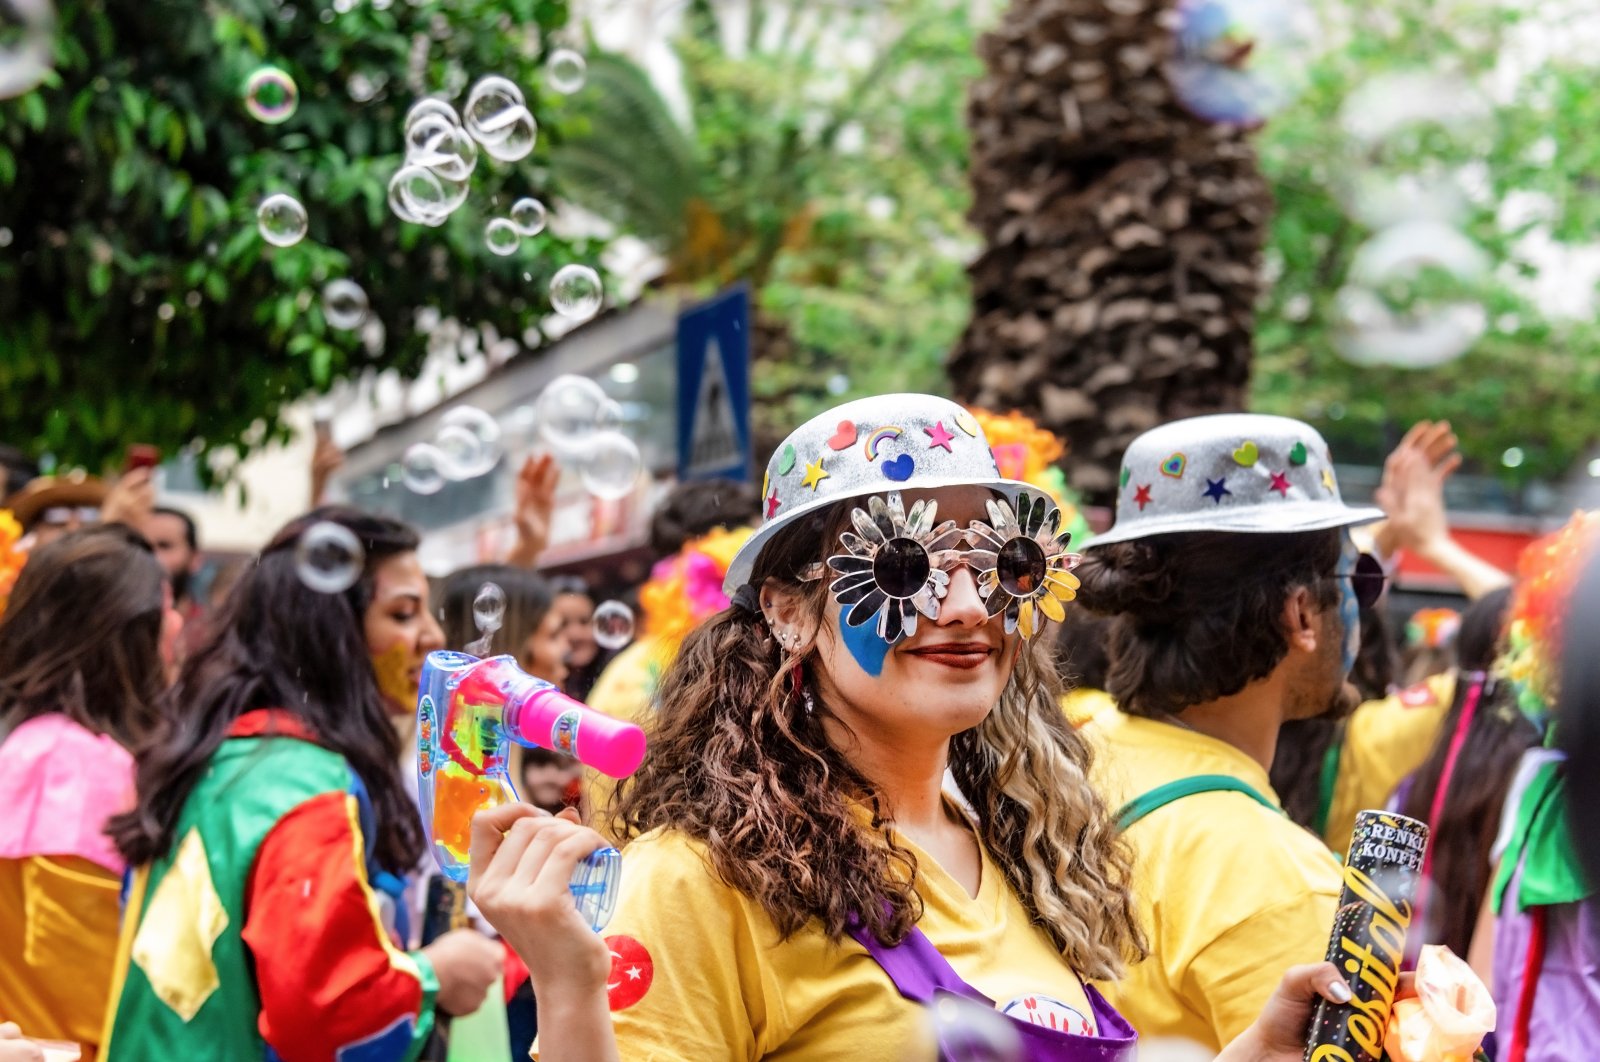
{"left": 417, "top": 651, "right": 647, "bottom": 932}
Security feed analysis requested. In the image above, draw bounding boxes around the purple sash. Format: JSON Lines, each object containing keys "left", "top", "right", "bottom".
{"left": 847, "top": 921, "right": 1138, "bottom": 1062}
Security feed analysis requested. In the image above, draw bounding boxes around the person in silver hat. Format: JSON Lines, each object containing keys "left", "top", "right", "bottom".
{"left": 465, "top": 395, "right": 1362, "bottom": 1062}
{"left": 1074, "top": 412, "right": 1388, "bottom": 1054}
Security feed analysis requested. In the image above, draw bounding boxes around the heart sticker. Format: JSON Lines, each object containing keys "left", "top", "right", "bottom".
{"left": 778, "top": 445, "right": 797, "bottom": 475}
{"left": 1232, "top": 441, "right": 1259, "bottom": 466}
{"left": 1160, "top": 452, "right": 1187, "bottom": 479}
{"left": 954, "top": 412, "right": 980, "bottom": 438}
{"left": 882, "top": 454, "right": 915, "bottom": 482}
{"left": 827, "top": 421, "right": 858, "bottom": 451}
{"left": 1289, "top": 441, "right": 1308, "bottom": 466}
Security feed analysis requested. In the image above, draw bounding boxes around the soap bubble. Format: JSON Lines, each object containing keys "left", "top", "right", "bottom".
{"left": 534, "top": 374, "right": 609, "bottom": 452}
{"left": 1332, "top": 220, "right": 1489, "bottom": 369}
{"left": 295, "top": 522, "right": 365, "bottom": 594}
{"left": 244, "top": 65, "right": 299, "bottom": 124}
{"left": 473, "top": 581, "right": 506, "bottom": 631}
{"left": 931, "top": 993, "right": 1025, "bottom": 1062}
{"left": 435, "top": 424, "right": 493, "bottom": 479}
{"left": 485, "top": 218, "right": 521, "bottom": 256}
{"left": 1164, "top": 0, "right": 1317, "bottom": 127}
{"left": 322, "top": 279, "right": 369, "bottom": 330}
{"left": 593, "top": 600, "right": 636, "bottom": 651}
{"left": 479, "top": 107, "right": 537, "bottom": 162}
{"left": 464, "top": 75, "right": 526, "bottom": 145}
{"left": 0, "top": 0, "right": 55, "bottom": 100}
{"left": 388, "top": 164, "right": 450, "bottom": 225}
{"left": 257, "top": 194, "right": 308, "bottom": 247}
{"left": 404, "top": 98, "right": 460, "bottom": 134}
{"left": 408, "top": 121, "right": 478, "bottom": 181}
{"left": 440, "top": 405, "right": 503, "bottom": 451}
{"left": 580, "top": 433, "right": 643, "bottom": 500}
{"left": 402, "top": 442, "right": 448, "bottom": 494}
{"left": 595, "top": 399, "right": 624, "bottom": 432}
{"left": 546, "top": 48, "right": 587, "bottom": 94}
{"left": 550, "top": 264, "right": 602, "bottom": 321}
{"left": 510, "top": 197, "right": 547, "bottom": 236}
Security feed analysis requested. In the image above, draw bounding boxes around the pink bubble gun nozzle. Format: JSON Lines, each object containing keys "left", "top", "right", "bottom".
{"left": 417, "top": 651, "right": 645, "bottom": 932}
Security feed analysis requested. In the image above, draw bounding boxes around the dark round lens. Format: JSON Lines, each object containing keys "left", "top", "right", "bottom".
{"left": 1353, "top": 553, "right": 1387, "bottom": 610}
{"left": 873, "top": 537, "right": 932, "bottom": 598}
{"left": 997, "top": 537, "right": 1047, "bottom": 597}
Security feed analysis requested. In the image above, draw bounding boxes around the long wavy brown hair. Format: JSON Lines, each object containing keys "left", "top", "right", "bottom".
{"left": 610, "top": 500, "right": 1146, "bottom": 981}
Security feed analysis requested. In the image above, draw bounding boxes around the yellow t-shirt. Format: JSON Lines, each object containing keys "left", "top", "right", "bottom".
{"left": 1061, "top": 687, "right": 1116, "bottom": 729}
{"left": 594, "top": 825, "right": 1098, "bottom": 1060}
{"left": 1321, "top": 671, "right": 1455, "bottom": 853}
{"left": 582, "top": 638, "right": 673, "bottom": 842}
{"left": 1085, "top": 710, "right": 1340, "bottom": 1052}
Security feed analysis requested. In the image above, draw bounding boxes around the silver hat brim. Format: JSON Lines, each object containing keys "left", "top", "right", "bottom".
{"left": 1084, "top": 501, "right": 1386, "bottom": 550}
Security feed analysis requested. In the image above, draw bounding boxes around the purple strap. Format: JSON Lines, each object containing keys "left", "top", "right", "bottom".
{"left": 848, "top": 920, "right": 1138, "bottom": 1062}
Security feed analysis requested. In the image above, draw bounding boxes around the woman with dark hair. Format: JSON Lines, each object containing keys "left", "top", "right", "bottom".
{"left": 1395, "top": 587, "right": 1532, "bottom": 962}
{"left": 548, "top": 576, "right": 602, "bottom": 698}
{"left": 465, "top": 397, "right": 1360, "bottom": 1062}
{"left": 0, "top": 525, "right": 178, "bottom": 1058}
{"left": 103, "top": 507, "right": 501, "bottom": 1062}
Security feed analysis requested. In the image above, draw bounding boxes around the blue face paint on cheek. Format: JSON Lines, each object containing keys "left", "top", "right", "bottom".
{"left": 840, "top": 616, "right": 891, "bottom": 678}
{"left": 1336, "top": 536, "right": 1361, "bottom": 675}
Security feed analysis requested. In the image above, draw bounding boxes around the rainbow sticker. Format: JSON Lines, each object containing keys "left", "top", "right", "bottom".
{"left": 863, "top": 426, "right": 903, "bottom": 462}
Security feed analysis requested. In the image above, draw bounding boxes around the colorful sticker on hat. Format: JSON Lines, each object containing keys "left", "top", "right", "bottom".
{"left": 1119, "top": 466, "right": 1130, "bottom": 489}
{"left": 1001, "top": 995, "right": 1094, "bottom": 1036}
{"left": 1269, "top": 471, "right": 1292, "bottom": 497}
{"left": 605, "top": 935, "right": 654, "bottom": 1011}
{"left": 863, "top": 426, "right": 903, "bottom": 461}
{"left": 1132, "top": 484, "right": 1153, "bottom": 511}
{"left": 1289, "top": 441, "right": 1309, "bottom": 466}
{"left": 1322, "top": 467, "right": 1337, "bottom": 492}
{"left": 1160, "top": 452, "right": 1187, "bottom": 479}
{"left": 924, "top": 421, "right": 955, "bottom": 452}
{"left": 1203, "top": 477, "right": 1230, "bottom": 504}
{"left": 1232, "top": 441, "right": 1259, "bottom": 466}
{"left": 550, "top": 707, "right": 581, "bottom": 755}
{"left": 777, "top": 444, "right": 797, "bottom": 475}
{"left": 881, "top": 454, "right": 915, "bottom": 482}
{"left": 801, "top": 458, "right": 829, "bottom": 491}
{"left": 955, "top": 411, "right": 980, "bottom": 438}
{"left": 766, "top": 489, "right": 781, "bottom": 519}
{"left": 827, "top": 421, "right": 858, "bottom": 451}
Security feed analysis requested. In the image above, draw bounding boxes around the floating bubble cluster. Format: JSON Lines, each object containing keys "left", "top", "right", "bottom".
{"left": 295, "top": 522, "right": 365, "bottom": 594}
{"left": 257, "top": 194, "right": 309, "bottom": 247}
{"left": 398, "top": 405, "right": 504, "bottom": 494}
{"left": 1164, "top": 0, "right": 1316, "bottom": 127}
{"left": 244, "top": 66, "right": 299, "bottom": 124}
{"left": 592, "top": 600, "right": 636, "bottom": 651}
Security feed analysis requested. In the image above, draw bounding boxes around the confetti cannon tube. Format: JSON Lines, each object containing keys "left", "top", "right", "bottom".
{"left": 417, "top": 651, "right": 644, "bottom": 931}
{"left": 1304, "top": 810, "right": 1431, "bottom": 1062}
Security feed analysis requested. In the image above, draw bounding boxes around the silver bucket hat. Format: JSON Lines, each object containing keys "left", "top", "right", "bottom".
{"left": 723, "top": 393, "right": 1052, "bottom": 594}
{"left": 1087, "top": 413, "right": 1383, "bottom": 549}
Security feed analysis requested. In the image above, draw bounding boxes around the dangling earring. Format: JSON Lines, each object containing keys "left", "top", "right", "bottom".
{"left": 803, "top": 687, "right": 816, "bottom": 715}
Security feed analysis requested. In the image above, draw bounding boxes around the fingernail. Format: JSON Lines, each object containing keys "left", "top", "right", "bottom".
{"left": 1329, "top": 980, "right": 1353, "bottom": 1003}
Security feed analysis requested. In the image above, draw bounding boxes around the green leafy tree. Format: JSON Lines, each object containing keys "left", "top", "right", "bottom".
{"left": 0, "top": 0, "right": 603, "bottom": 477}
{"left": 1252, "top": 0, "right": 1600, "bottom": 488}
{"left": 550, "top": 0, "right": 981, "bottom": 448}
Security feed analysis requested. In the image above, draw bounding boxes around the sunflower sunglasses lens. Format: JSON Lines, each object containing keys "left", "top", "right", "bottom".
{"left": 874, "top": 537, "right": 933, "bottom": 598}
{"left": 996, "top": 536, "right": 1047, "bottom": 597}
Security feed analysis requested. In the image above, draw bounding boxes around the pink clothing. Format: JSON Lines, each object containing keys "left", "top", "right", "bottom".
{"left": 0, "top": 713, "right": 133, "bottom": 873}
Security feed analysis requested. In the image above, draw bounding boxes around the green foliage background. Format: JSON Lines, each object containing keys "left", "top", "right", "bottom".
{"left": 0, "top": 0, "right": 602, "bottom": 478}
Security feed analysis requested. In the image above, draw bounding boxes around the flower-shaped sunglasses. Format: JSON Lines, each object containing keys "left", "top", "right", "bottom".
{"left": 799, "top": 491, "right": 1081, "bottom": 644}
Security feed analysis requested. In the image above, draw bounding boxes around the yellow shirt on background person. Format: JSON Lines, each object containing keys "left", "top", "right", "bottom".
{"left": 582, "top": 637, "right": 671, "bottom": 842}
{"left": 1321, "top": 671, "right": 1456, "bottom": 853}
{"left": 1061, "top": 687, "right": 1116, "bottom": 729}
{"left": 585, "top": 823, "right": 1099, "bottom": 1060}
{"left": 1085, "top": 710, "right": 1341, "bottom": 1052}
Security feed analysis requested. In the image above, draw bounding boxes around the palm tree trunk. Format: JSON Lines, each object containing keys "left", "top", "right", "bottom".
{"left": 949, "top": 0, "right": 1272, "bottom": 503}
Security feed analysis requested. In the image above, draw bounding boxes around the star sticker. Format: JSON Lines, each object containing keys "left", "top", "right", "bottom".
{"left": 1322, "top": 468, "right": 1336, "bottom": 492}
{"left": 766, "top": 490, "right": 781, "bottom": 518}
{"left": 1133, "top": 484, "right": 1153, "bottom": 511}
{"left": 1269, "top": 471, "right": 1292, "bottom": 497}
{"left": 801, "top": 458, "right": 830, "bottom": 491}
{"left": 924, "top": 421, "right": 955, "bottom": 452}
{"left": 1203, "top": 477, "right": 1230, "bottom": 504}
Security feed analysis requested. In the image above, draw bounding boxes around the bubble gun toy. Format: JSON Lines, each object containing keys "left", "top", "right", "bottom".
{"left": 417, "top": 651, "right": 647, "bottom": 932}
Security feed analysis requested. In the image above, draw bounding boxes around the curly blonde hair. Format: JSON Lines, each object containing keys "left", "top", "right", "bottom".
{"left": 610, "top": 500, "right": 1145, "bottom": 980}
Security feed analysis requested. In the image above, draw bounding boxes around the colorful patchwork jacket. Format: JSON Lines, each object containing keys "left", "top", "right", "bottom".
{"left": 102, "top": 710, "right": 438, "bottom": 1062}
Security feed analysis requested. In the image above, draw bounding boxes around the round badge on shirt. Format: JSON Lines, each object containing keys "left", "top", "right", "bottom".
{"left": 1001, "top": 995, "right": 1094, "bottom": 1035}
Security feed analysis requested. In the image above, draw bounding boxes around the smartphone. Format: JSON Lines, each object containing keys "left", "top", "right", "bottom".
{"left": 123, "top": 444, "right": 161, "bottom": 473}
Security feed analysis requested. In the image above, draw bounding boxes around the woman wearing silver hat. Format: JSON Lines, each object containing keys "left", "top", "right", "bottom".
{"left": 466, "top": 395, "right": 1360, "bottom": 1062}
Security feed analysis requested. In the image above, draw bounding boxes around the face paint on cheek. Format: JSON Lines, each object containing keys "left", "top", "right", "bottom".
{"left": 1336, "top": 537, "right": 1361, "bottom": 675}
{"left": 840, "top": 617, "right": 891, "bottom": 678}
{"left": 370, "top": 639, "right": 416, "bottom": 713}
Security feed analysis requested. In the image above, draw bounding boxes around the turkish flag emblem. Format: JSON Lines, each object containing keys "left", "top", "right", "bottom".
{"left": 604, "top": 934, "right": 654, "bottom": 1011}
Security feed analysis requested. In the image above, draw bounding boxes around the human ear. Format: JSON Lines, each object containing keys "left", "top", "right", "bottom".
{"left": 1282, "top": 584, "right": 1322, "bottom": 656}
{"left": 760, "top": 577, "right": 815, "bottom": 648}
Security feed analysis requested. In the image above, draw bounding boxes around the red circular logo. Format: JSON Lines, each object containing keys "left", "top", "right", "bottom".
{"left": 604, "top": 934, "right": 654, "bottom": 1011}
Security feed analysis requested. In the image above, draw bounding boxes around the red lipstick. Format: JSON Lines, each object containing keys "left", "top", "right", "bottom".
{"left": 904, "top": 643, "right": 995, "bottom": 671}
